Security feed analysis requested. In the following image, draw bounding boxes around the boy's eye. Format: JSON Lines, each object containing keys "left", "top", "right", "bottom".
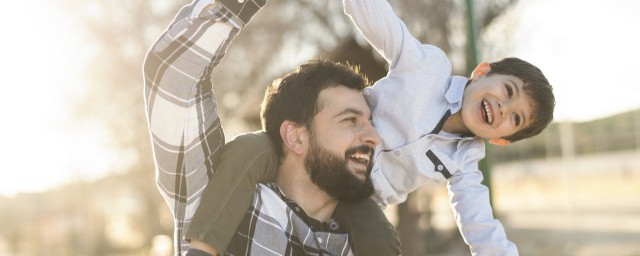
{"left": 505, "top": 84, "right": 514, "bottom": 98}
{"left": 513, "top": 113, "right": 521, "bottom": 126}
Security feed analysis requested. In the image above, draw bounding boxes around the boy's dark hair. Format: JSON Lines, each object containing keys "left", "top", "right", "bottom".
{"left": 488, "top": 57, "right": 555, "bottom": 142}
{"left": 261, "top": 59, "right": 369, "bottom": 157}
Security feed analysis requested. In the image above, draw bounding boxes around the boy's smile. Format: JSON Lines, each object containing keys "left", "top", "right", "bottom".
{"left": 481, "top": 99, "right": 494, "bottom": 124}
{"left": 457, "top": 72, "right": 533, "bottom": 142}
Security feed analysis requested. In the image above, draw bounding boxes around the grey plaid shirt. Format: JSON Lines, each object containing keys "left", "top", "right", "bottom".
{"left": 227, "top": 183, "right": 353, "bottom": 256}
{"left": 143, "top": 0, "right": 263, "bottom": 254}
{"left": 143, "top": 0, "right": 351, "bottom": 255}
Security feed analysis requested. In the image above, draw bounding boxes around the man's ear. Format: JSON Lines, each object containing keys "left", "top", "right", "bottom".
{"left": 470, "top": 62, "right": 491, "bottom": 80}
{"left": 279, "top": 121, "right": 307, "bottom": 155}
{"left": 488, "top": 138, "right": 511, "bottom": 146}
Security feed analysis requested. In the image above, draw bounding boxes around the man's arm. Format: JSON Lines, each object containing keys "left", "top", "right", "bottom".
{"left": 448, "top": 144, "right": 519, "bottom": 256}
{"left": 142, "top": 0, "right": 265, "bottom": 255}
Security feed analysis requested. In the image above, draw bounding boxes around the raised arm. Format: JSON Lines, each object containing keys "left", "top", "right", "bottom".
{"left": 142, "top": 0, "right": 265, "bottom": 254}
{"left": 343, "top": 0, "right": 426, "bottom": 71}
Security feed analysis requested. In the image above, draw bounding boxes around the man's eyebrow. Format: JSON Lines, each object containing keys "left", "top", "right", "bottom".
{"left": 334, "top": 108, "right": 365, "bottom": 118}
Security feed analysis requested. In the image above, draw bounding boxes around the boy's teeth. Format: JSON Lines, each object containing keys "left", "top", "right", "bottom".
{"left": 482, "top": 100, "right": 493, "bottom": 124}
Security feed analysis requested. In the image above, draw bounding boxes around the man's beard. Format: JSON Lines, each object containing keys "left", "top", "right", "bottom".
{"left": 304, "top": 136, "right": 375, "bottom": 202}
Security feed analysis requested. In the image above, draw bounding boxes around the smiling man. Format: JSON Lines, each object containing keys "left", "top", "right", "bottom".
{"left": 216, "top": 60, "right": 381, "bottom": 255}
{"left": 142, "top": 0, "right": 394, "bottom": 255}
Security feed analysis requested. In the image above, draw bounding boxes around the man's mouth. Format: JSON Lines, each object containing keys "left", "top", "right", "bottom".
{"left": 482, "top": 99, "right": 493, "bottom": 124}
{"left": 349, "top": 152, "right": 371, "bottom": 166}
{"left": 346, "top": 146, "right": 374, "bottom": 169}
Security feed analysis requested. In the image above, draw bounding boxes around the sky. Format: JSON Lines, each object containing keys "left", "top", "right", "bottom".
{"left": 0, "top": 0, "right": 639, "bottom": 197}
{"left": 0, "top": 1, "right": 133, "bottom": 197}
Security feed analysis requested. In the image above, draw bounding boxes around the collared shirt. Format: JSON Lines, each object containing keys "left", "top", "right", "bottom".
{"left": 227, "top": 183, "right": 353, "bottom": 256}
{"left": 143, "top": 0, "right": 265, "bottom": 255}
{"left": 344, "top": 0, "right": 519, "bottom": 255}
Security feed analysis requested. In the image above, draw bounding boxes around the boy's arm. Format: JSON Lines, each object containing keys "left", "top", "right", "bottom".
{"left": 448, "top": 152, "right": 519, "bottom": 256}
{"left": 186, "top": 131, "right": 279, "bottom": 254}
{"left": 142, "top": 0, "right": 265, "bottom": 254}
{"left": 343, "top": 0, "right": 427, "bottom": 71}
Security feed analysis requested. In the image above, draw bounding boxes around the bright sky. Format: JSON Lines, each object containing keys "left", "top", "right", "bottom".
{"left": 0, "top": 1, "right": 131, "bottom": 197}
{"left": 0, "top": 0, "right": 638, "bottom": 197}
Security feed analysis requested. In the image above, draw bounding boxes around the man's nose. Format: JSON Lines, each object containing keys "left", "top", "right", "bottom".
{"left": 361, "top": 122, "right": 381, "bottom": 148}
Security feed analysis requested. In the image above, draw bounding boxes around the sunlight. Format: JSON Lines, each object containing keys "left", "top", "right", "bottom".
{"left": 0, "top": 0, "right": 127, "bottom": 196}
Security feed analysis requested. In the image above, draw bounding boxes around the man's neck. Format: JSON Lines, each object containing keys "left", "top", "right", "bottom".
{"left": 276, "top": 159, "right": 337, "bottom": 222}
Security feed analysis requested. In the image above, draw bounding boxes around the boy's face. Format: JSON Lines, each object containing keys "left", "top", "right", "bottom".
{"left": 460, "top": 72, "right": 533, "bottom": 142}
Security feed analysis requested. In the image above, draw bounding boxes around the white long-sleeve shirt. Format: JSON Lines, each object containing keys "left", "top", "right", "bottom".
{"left": 344, "top": 0, "right": 519, "bottom": 255}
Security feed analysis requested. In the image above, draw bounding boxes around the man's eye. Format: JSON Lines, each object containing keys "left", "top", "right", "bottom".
{"left": 505, "top": 84, "right": 513, "bottom": 98}
{"left": 513, "top": 113, "right": 521, "bottom": 126}
{"left": 344, "top": 117, "right": 357, "bottom": 123}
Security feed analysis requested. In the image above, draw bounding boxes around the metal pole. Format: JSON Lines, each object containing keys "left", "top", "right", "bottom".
{"left": 465, "top": 0, "right": 494, "bottom": 208}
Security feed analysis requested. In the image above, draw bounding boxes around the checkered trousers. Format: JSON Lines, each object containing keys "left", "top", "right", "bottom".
{"left": 142, "top": 0, "right": 265, "bottom": 255}
{"left": 226, "top": 183, "right": 353, "bottom": 256}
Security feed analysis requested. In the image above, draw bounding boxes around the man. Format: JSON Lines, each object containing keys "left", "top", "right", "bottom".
{"left": 143, "top": 0, "right": 395, "bottom": 255}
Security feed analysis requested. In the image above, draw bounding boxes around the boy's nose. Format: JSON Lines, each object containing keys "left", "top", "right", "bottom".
{"left": 497, "top": 100, "right": 505, "bottom": 118}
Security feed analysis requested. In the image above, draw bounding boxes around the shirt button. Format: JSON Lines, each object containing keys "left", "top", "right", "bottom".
{"left": 238, "top": 0, "right": 245, "bottom": 3}
{"left": 437, "top": 165, "right": 444, "bottom": 171}
{"left": 317, "top": 237, "right": 323, "bottom": 244}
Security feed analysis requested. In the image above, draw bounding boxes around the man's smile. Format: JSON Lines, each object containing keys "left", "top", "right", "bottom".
{"left": 349, "top": 152, "right": 371, "bottom": 166}
{"left": 345, "top": 145, "right": 374, "bottom": 175}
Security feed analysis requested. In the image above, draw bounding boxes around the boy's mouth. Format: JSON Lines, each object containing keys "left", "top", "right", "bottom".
{"left": 481, "top": 99, "right": 493, "bottom": 124}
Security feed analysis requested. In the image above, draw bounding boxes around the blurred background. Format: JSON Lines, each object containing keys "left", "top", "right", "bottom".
{"left": 1, "top": 0, "right": 639, "bottom": 255}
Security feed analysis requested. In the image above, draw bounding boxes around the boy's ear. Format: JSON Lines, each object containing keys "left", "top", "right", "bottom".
{"left": 488, "top": 138, "right": 511, "bottom": 146}
{"left": 471, "top": 62, "right": 491, "bottom": 80}
{"left": 279, "top": 120, "right": 307, "bottom": 155}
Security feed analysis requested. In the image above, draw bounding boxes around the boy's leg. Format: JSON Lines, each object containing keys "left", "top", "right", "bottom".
{"left": 186, "top": 132, "right": 279, "bottom": 253}
{"left": 334, "top": 199, "right": 402, "bottom": 256}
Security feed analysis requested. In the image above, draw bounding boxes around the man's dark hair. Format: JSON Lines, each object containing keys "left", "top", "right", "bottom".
{"left": 488, "top": 57, "right": 555, "bottom": 142}
{"left": 260, "top": 59, "right": 369, "bottom": 156}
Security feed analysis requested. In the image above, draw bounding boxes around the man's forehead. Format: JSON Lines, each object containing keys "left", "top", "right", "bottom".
{"left": 317, "top": 87, "right": 369, "bottom": 114}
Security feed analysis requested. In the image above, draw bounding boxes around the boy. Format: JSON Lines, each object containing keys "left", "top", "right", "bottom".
{"left": 187, "top": 0, "right": 554, "bottom": 255}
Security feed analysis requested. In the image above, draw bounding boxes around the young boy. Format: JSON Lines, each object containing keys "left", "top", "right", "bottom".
{"left": 187, "top": 0, "right": 554, "bottom": 255}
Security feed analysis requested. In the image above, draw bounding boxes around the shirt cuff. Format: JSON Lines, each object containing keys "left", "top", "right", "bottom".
{"left": 218, "top": 0, "right": 266, "bottom": 28}
{"left": 189, "top": 0, "right": 266, "bottom": 29}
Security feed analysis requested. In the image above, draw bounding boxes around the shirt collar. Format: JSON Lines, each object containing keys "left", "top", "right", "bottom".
{"left": 445, "top": 76, "right": 469, "bottom": 114}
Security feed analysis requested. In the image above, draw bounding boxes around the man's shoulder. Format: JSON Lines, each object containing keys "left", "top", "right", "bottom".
{"left": 225, "top": 130, "right": 277, "bottom": 157}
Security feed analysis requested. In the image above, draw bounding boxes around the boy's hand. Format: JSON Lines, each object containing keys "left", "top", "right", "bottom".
{"left": 190, "top": 239, "right": 218, "bottom": 255}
